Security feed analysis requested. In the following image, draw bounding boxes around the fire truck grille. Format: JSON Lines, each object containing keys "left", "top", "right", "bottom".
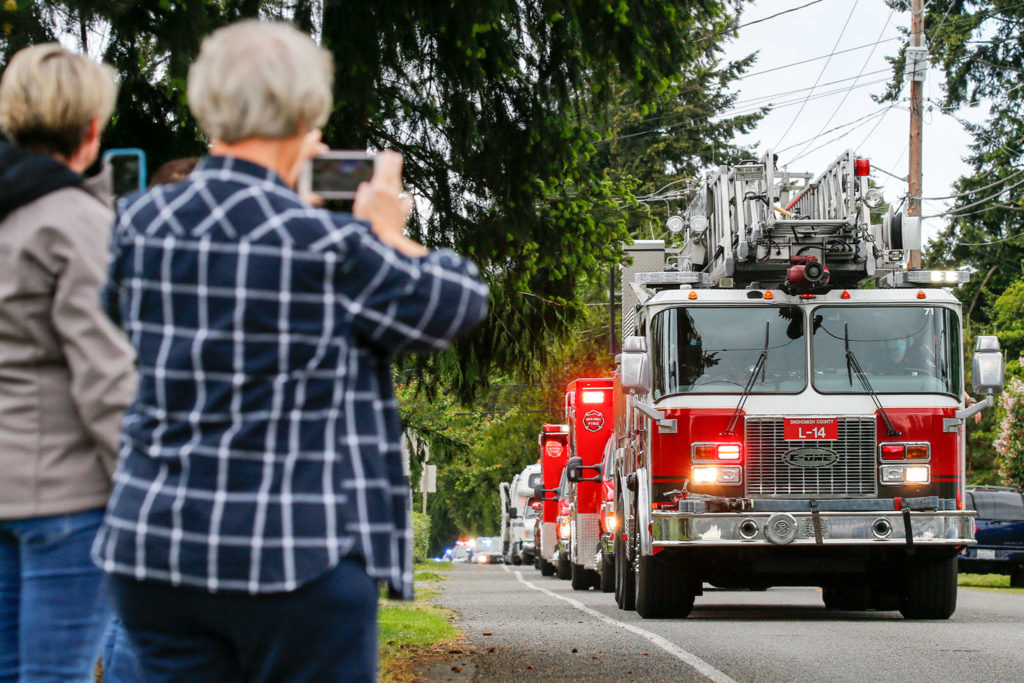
{"left": 744, "top": 417, "right": 877, "bottom": 497}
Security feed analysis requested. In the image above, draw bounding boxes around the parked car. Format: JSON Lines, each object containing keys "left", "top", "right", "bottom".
{"left": 961, "top": 486, "right": 1024, "bottom": 587}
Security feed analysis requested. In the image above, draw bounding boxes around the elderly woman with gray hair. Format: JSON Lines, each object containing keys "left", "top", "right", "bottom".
{"left": 93, "top": 19, "right": 489, "bottom": 680}
{"left": 0, "top": 45, "right": 138, "bottom": 679}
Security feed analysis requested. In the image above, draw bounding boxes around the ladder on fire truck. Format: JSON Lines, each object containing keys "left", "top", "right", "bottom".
{"left": 618, "top": 150, "right": 933, "bottom": 339}
{"left": 675, "top": 149, "right": 915, "bottom": 292}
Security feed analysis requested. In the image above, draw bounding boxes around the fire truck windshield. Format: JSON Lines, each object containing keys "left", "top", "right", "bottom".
{"left": 651, "top": 306, "right": 806, "bottom": 398}
{"left": 812, "top": 305, "right": 961, "bottom": 396}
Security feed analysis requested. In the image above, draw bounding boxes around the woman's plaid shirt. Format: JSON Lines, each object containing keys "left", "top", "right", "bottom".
{"left": 91, "top": 156, "right": 488, "bottom": 598}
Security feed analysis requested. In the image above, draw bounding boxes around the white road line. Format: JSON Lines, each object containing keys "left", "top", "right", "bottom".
{"left": 503, "top": 565, "right": 736, "bottom": 683}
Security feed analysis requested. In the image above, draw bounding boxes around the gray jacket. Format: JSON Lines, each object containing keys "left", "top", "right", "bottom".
{"left": 0, "top": 174, "right": 137, "bottom": 519}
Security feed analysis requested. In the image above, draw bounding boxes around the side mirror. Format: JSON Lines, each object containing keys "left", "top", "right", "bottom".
{"left": 533, "top": 484, "right": 546, "bottom": 500}
{"left": 566, "top": 455, "right": 602, "bottom": 483}
{"left": 620, "top": 336, "right": 651, "bottom": 394}
{"left": 508, "top": 508, "right": 518, "bottom": 519}
{"left": 566, "top": 456, "right": 584, "bottom": 483}
{"left": 972, "top": 336, "right": 1005, "bottom": 396}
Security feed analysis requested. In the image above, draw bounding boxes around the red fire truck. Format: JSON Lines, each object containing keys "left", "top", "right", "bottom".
{"left": 562, "top": 377, "right": 615, "bottom": 590}
{"left": 595, "top": 437, "right": 618, "bottom": 592}
{"left": 611, "top": 150, "right": 1006, "bottom": 619}
{"left": 534, "top": 423, "right": 570, "bottom": 577}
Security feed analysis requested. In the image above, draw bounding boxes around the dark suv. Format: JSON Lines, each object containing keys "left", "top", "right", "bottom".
{"left": 961, "top": 486, "right": 1024, "bottom": 587}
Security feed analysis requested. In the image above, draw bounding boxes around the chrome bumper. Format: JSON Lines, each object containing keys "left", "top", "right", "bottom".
{"left": 651, "top": 510, "right": 976, "bottom": 547}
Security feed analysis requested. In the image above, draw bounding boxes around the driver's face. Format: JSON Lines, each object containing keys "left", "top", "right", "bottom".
{"left": 886, "top": 338, "right": 907, "bottom": 360}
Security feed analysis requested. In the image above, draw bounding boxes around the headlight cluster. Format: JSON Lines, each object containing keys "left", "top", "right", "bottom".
{"left": 557, "top": 516, "right": 571, "bottom": 540}
{"left": 879, "top": 442, "right": 931, "bottom": 485}
{"left": 601, "top": 502, "right": 617, "bottom": 533}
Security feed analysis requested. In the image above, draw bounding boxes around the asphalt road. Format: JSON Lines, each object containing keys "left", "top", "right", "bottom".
{"left": 417, "top": 563, "right": 1024, "bottom": 682}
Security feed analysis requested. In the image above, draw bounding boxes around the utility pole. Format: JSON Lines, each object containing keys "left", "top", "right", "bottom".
{"left": 908, "top": 0, "right": 925, "bottom": 269}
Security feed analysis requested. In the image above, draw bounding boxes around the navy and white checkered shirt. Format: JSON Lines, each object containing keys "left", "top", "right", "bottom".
{"left": 91, "top": 156, "right": 488, "bottom": 599}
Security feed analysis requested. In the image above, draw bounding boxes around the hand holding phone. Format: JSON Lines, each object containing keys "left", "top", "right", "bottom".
{"left": 353, "top": 151, "right": 425, "bottom": 257}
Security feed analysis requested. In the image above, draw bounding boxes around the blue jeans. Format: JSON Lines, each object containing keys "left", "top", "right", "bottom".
{"left": 109, "top": 557, "right": 378, "bottom": 682}
{"left": 101, "top": 618, "right": 142, "bottom": 682}
{"left": 0, "top": 509, "right": 111, "bottom": 682}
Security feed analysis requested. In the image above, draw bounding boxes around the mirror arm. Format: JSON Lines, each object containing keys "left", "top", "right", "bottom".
{"left": 633, "top": 401, "right": 677, "bottom": 434}
{"left": 944, "top": 394, "right": 994, "bottom": 432}
{"left": 634, "top": 401, "right": 665, "bottom": 421}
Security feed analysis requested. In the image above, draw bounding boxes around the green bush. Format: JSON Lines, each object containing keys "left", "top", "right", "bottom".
{"left": 412, "top": 511, "right": 431, "bottom": 564}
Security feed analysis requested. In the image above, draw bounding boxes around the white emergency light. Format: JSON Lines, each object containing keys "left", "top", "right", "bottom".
{"left": 633, "top": 271, "right": 706, "bottom": 286}
{"left": 666, "top": 215, "right": 685, "bottom": 234}
{"left": 882, "top": 270, "right": 970, "bottom": 288}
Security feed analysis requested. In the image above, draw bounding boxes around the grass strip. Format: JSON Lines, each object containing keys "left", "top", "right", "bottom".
{"left": 958, "top": 572, "right": 1024, "bottom": 593}
{"left": 379, "top": 563, "right": 460, "bottom": 682}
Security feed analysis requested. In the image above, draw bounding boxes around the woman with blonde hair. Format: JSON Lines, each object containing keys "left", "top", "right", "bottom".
{"left": 0, "top": 44, "right": 137, "bottom": 679}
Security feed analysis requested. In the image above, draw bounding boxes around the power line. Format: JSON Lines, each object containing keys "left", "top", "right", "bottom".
{"left": 601, "top": 36, "right": 903, "bottom": 121}
{"left": 910, "top": 168, "right": 1024, "bottom": 200}
{"left": 872, "top": 163, "right": 908, "bottom": 183}
{"left": 598, "top": 77, "right": 891, "bottom": 146}
{"left": 957, "top": 230, "right": 1024, "bottom": 246}
{"left": 742, "top": 37, "right": 902, "bottom": 80}
{"left": 730, "top": 69, "right": 893, "bottom": 109}
{"left": 738, "top": 0, "right": 827, "bottom": 29}
{"left": 789, "top": 6, "right": 896, "bottom": 161}
{"left": 854, "top": 101, "right": 897, "bottom": 150}
{"left": 774, "top": 0, "right": 861, "bottom": 149}
{"left": 776, "top": 105, "right": 894, "bottom": 155}
{"left": 602, "top": 67, "right": 892, "bottom": 135}
{"left": 788, "top": 106, "right": 898, "bottom": 163}
{"left": 687, "top": 0, "right": 828, "bottom": 46}
{"left": 921, "top": 176, "right": 1024, "bottom": 218}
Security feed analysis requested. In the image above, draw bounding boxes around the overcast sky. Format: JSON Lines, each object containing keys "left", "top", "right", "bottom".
{"left": 721, "top": 0, "right": 988, "bottom": 245}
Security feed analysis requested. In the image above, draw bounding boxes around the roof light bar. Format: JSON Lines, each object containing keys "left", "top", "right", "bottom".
{"left": 883, "top": 270, "right": 970, "bottom": 288}
{"left": 633, "top": 271, "right": 710, "bottom": 286}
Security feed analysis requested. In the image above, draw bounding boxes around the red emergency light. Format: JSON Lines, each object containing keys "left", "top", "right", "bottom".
{"left": 542, "top": 424, "right": 569, "bottom": 434}
{"left": 881, "top": 444, "right": 905, "bottom": 460}
{"left": 854, "top": 158, "right": 870, "bottom": 177}
{"left": 692, "top": 443, "right": 743, "bottom": 462}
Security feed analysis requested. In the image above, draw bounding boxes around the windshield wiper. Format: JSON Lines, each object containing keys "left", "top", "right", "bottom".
{"left": 844, "top": 323, "right": 901, "bottom": 437}
{"left": 722, "top": 321, "right": 769, "bottom": 436}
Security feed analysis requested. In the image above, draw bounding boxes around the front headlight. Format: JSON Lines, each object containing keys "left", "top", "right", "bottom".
{"left": 692, "top": 465, "right": 742, "bottom": 485}
{"left": 880, "top": 464, "right": 930, "bottom": 484}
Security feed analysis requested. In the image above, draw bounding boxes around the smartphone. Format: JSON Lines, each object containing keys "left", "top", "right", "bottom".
{"left": 102, "top": 148, "right": 148, "bottom": 197}
{"left": 299, "top": 150, "right": 375, "bottom": 200}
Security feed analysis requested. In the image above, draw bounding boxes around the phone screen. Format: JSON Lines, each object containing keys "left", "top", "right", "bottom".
{"left": 309, "top": 155, "right": 374, "bottom": 199}
{"left": 109, "top": 155, "right": 142, "bottom": 196}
